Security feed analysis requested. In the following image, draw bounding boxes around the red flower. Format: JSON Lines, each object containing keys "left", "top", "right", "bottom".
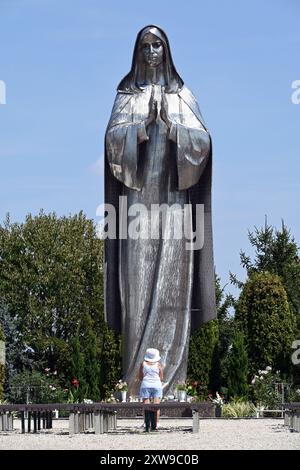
{"left": 71, "top": 378, "right": 79, "bottom": 388}
{"left": 208, "top": 394, "right": 213, "bottom": 397}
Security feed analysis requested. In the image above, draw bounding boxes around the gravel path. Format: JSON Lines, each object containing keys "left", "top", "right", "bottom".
{"left": 0, "top": 418, "right": 299, "bottom": 450}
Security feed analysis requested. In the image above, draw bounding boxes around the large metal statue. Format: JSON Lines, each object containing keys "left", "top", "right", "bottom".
{"left": 104, "top": 25, "right": 216, "bottom": 394}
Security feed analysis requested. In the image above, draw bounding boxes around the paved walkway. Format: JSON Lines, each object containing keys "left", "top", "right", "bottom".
{"left": 0, "top": 418, "right": 299, "bottom": 450}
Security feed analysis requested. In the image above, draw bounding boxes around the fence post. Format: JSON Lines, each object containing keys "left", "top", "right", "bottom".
{"left": 69, "top": 412, "right": 75, "bottom": 435}
{"left": 94, "top": 411, "right": 101, "bottom": 434}
{"left": 192, "top": 410, "right": 199, "bottom": 433}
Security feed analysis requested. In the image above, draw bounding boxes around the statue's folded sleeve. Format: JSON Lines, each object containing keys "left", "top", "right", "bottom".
{"left": 168, "top": 93, "right": 211, "bottom": 190}
{"left": 105, "top": 93, "right": 148, "bottom": 190}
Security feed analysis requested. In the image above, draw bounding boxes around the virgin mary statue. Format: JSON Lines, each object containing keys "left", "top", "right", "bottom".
{"left": 104, "top": 25, "right": 216, "bottom": 394}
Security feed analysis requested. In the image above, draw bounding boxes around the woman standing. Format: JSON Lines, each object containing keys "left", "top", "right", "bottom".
{"left": 139, "top": 348, "right": 163, "bottom": 431}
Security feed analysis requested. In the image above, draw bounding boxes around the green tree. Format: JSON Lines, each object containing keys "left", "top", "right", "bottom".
{"left": 0, "top": 322, "right": 4, "bottom": 401}
{"left": 99, "top": 324, "right": 121, "bottom": 399}
{"left": 0, "top": 324, "right": 4, "bottom": 341}
{"left": 0, "top": 303, "right": 37, "bottom": 398}
{"left": 82, "top": 318, "right": 101, "bottom": 400}
{"left": 0, "top": 209, "right": 104, "bottom": 346}
{"left": 187, "top": 275, "right": 235, "bottom": 396}
{"left": 235, "top": 272, "right": 296, "bottom": 376}
{"left": 227, "top": 329, "right": 249, "bottom": 399}
{"left": 214, "top": 276, "right": 235, "bottom": 391}
{"left": 0, "top": 211, "right": 105, "bottom": 392}
{"left": 69, "top": 335, "right": 87, "bottom": 401}
{"left": 188, "top": 319, "right": 219, "bottom": 397}
{"left": 231, "top": 219, "right": 300, "bottom": 320}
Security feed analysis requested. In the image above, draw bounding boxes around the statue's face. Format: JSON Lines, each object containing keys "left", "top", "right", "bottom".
{"left": 141, "top": 33, "right": 164, "bottom": 67}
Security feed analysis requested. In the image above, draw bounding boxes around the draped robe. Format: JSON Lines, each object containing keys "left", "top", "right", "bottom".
{"left": 105, "top": 84, "right": 216, "bottom": 394}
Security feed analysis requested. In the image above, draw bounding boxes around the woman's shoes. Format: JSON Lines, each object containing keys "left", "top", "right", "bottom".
{"left": 144, "top": 411, "right": 158, "bottom": 432}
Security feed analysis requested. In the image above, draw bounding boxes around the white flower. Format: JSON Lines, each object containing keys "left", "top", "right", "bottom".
{"left": 260, "top": 376, "right": 264, "bottom": 380}
{"left": 115, "top": 380, "right": 128, "bottom": 391}
{"left": 209, "top": 391, "right": 224, "bottom": 406}
{"left": 266, "top": 366, "right": 272, "bottom": 371}
{"left": 251, "top": 379, "right": 256, "bottom": 385}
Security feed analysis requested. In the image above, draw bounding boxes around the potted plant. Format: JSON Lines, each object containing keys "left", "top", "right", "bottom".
{"left": 186, "top": 381, "right": 199, "bottom": 402}
{"left": 208, "top": 392, "right": 224, "bottom": 417}
{"left": 175, "top": 383, "right": 187, "bottom": 402}
{"left": 115, "top": 380, "right": 128, "bottom": 402}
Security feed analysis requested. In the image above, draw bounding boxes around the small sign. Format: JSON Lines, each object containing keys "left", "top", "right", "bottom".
{"left": 0, "top": 340, "right": 5, "bottom": 364}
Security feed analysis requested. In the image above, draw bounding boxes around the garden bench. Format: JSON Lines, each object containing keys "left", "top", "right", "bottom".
{"left": 0, "top": 404, "right": 55, "bottom": 433}
{"left": 0, "top": 401, "right": 215, "bottom": 435}
{"left": 0, "top": 411, "right": 14, "bottom": 432}
{"left": 283, "top": 403, "right": 300, "bottom": 432}
{"left": 75, "top": 402, "right": 214, "bottom": 434}
{"left": 256, "top": 408, "right": 285, "bottom": 418}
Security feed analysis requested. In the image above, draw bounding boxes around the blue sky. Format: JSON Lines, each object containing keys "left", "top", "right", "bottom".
{"left": 0, "top": 0, "right": 299, "bottom": 293}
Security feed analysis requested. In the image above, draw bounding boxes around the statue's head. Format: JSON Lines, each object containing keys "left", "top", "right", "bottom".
{"left": 118, "top": 25, "right": 183, "bottom": 93}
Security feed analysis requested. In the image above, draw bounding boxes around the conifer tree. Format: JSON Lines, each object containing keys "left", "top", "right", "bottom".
{"left": 227, "top": 329, "right": 249, "bottom": 399}
{"left": 235, "top": 272, "right": 296, "bottom": 376}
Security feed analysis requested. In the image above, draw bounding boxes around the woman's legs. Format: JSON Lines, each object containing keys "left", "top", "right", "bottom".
{"left": 154, "top": 397, "right": 161, "bottom": 426}
{"left": 143, "top": 398, "right": 150, "bottom": 431}
{"left": 142, "top": 391, "right": 161, "bottom": 430}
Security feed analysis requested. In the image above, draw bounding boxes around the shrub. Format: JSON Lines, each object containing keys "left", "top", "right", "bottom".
{"left": 287, "top": 386, "right": 300, "bottom": 403}
{"left": 0, "top": 324, "right": 4, "bottom": 341}
{"left": 0, "top": 364, "right": 4, "bottom": 402}
{"left": 9, "top": 369, "right": 67, "bottom": 404}
{"left": 188, "top": 319, "right": 219, "bottom": 397}
{"left": 0, "top": 323, "right": 4, "bottom": 401}
{"left": 227, "top": 329, "right": 249, "bottom": 400}
{"left": 251, "top": 367, "right": 285, "bottom": 409}
{"left": 235, "top": 272, "right": 296, "bottom": 376}
{"left": 222, "top": 399, "right": 257, "bottom": 418}
{"left": 99, "top": 324, "right": 121, "bottom": 399}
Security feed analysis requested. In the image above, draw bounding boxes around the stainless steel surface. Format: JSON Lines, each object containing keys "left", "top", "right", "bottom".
{"left": 104, "top": 25, "right": 216, "bottom": 394}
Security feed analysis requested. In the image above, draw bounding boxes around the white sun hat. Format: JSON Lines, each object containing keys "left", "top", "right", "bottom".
{"left": 144, "top": 348, "right": 161, "bottom": 363}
